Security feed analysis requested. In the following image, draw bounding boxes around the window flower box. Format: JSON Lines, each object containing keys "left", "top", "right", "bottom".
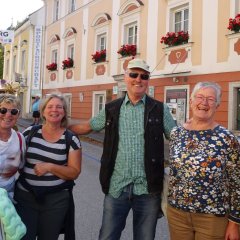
{"left": 228, "top": 13, "right": 240, "bottom": 33}
{"left": 46, "top": 62, "right": 57, "bottom": 71}
{"left": 117, "top": 44, "right": 136, "bottom": 57}
{"left": 160, "top": 31, "right": 189, "bottom": 47}
{"left": 62, "top": 57, "right": 74, "bottom": 69}
{"left": 92, "top": 49, "right": 106, "bottom": 63}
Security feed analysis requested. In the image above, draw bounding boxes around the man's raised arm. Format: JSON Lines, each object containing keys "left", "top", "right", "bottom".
{"left": 69, "top": 120, "right": 93, "bottom": 135}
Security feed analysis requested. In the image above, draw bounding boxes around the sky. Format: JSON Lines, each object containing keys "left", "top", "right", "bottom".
{"left": 0, "top": 0, "right": 44, "bottom": 30}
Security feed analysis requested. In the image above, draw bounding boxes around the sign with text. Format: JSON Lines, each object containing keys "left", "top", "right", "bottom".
{"left": 32, "top": 26, "right": 42, "bottom": 90}
{"left": 0, "top": 30, "right": 14, "bottom": 44}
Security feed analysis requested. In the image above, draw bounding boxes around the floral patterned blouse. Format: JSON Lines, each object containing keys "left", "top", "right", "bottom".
{"left": 168, "top": 125, "right": 240, "bottom": 223}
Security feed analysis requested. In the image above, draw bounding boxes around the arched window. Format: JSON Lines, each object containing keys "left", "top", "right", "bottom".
{"left": 49, "top": 34, "right": 60, "bottom": 44}
{"left": 91, "top": 13, "right": 111, "bottom": 27}
{"left": 117, "top": 0, "right": 143, "bottom": 16}
{"left": 118, "top": 0, "right": 143, "bottom": 48}
{"left": 91, "top": 13, "right": 111, "bottom": 60}
{"left": 62, "top": 27, "right": 77, "bottom": 39}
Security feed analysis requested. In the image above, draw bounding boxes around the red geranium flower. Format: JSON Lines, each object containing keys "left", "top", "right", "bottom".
{"left": 160, "top": 31, "right": 189, "bottom": 47}
{"left": 62, "top": 57, "right": 74, "bottom": 69}
{"left": 228, "top": 13, "right": 240, "bottom": 32}
{"left": 117, "top": 44, "right": 136, "bottom": 57}
{"left": 92, "top": 49, "right": 106, "bottom": 63}
{"left": 46, "top": 62, "right": 57, "bottom": 71}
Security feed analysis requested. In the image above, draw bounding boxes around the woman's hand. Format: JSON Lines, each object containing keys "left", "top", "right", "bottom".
{"left": 34, "top": 149, "right": 82, "bottom": 180}
{"left": 34, "top": 163, "right": 52, "bottom": 176}
{"left": 225, "top": 221, "right": 239, "bottom": 240}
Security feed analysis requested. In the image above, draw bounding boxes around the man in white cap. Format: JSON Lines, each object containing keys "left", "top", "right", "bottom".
{"left": 70, "top": 58, "right": 176, "bottom": 239}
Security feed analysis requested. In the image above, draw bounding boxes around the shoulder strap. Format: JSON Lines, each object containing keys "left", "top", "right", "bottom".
{"left": 17, "top": 132, "right": 22, "bottom": 151}
{"left": 26, "top": 125, "right": 42, "bottom": 148}
{"left": 17, "top": 132, "right": 24, "bottom": 168}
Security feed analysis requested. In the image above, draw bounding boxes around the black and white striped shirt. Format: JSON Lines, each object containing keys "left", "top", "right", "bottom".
{"left": 20, "top": 126, "right": 81, "bottom": 189}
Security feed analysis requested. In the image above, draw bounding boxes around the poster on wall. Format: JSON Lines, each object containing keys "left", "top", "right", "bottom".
{"left": 176, "top": 98, "right": 186, "bottom": 126}
{"left": 166, "top": 102, "right": 177, "bottom": 121}
{"left": 166, "top": 89, "right": 187, "bottom": 126}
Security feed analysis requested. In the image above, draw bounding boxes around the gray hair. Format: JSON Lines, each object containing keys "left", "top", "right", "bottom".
{"left": 191, "top": 82, "right": 222, "bottom": 106}
{"left": 0, "top": 93, "right": 21, "bottom": 110}
{"left": 40, "top": 93, "right": 68, "bottom": 127}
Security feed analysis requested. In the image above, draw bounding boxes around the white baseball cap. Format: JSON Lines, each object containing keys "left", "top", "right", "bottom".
{"left": 127, "top": 58, "right": 150, "bottom": 73}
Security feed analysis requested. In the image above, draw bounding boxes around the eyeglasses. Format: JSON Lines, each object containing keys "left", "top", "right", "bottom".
{"left": 194, "top": 95, "right": 217, "bottom": 105}
{"left": 128, "top": 72, "right": 150, "bottom": 80}
{"left": 0, "top": 107, "right": 20, "bottom": 115}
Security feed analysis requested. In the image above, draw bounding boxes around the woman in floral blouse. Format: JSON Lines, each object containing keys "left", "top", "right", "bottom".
{"left": 167, "top": 82, "right": 240, "bottom": 240}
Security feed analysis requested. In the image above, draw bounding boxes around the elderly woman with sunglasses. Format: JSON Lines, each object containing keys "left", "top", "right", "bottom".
{"left": 0, "top": 94, "right": 25, "bottom": 199}
{"left": 0, "top": 94, "right": 27, "bottom": 239}
{"left": 167, "top": 82, "right": 240, "bottom": 240}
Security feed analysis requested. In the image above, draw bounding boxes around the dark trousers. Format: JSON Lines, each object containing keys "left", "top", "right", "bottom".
{"left": 14, "top": 188, "right": 69, "bottom": 240}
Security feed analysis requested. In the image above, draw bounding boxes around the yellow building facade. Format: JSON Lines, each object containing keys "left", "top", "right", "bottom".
{"left": 4, "top": 0, "right": 240, "bottom": 132}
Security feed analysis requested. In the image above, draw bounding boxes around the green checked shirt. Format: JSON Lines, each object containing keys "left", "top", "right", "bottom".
{"left": 90, "top": 94, "right": 175, "bottom": 198}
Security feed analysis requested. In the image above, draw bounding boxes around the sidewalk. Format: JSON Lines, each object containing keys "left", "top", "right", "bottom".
{"left": 17, "top": 118, "right": 104, "bottom": 145}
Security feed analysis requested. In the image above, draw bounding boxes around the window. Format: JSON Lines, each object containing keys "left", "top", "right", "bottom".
{"left": 93, "top": 92, "right": 106, "bottom": 116}
{"left": 98, "top": 95, "right": 105, "bottom": 112}
{"left": 97, "top": 33, "right": 106, "bottom": 51}
{"left": 53, "top": 0, "right": 59, "bottom": 21}
{"left": 67, "top": 44, "right": 74, "bottom": 59}
{"left": 21, "top": 50, "right": 26, "bottom": 72}
{"left": 173, "top": 7, "right": 189, "bottom": 32}
{"left": 52, "top": 49, "right": 58, "bottom": 63}
{"left": 69, "top": 0, "right": 75, "bottom": 13}
{"left": 235, "top": 0, "right": 240, "bottom": 14}
{"left": 125, "top": 22, "right": 138, "bottom": 44}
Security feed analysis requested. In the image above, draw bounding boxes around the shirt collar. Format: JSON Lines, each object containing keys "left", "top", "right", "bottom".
{"left": 124, "top": 94, "right": 146, "bottom": 105}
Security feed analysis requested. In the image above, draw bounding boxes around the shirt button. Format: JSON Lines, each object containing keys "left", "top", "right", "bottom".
{"left": 152, "top": 158, "right": 156, "bottom": 162}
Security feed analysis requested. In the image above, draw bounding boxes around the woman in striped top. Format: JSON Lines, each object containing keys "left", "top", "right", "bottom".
{"left": 14, "top": 94, "right": 82, "bottom": 240}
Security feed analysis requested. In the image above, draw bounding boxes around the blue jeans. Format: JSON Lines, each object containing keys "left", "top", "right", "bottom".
{"left": 99, "top": 184, "right": 161, "bottom": 240}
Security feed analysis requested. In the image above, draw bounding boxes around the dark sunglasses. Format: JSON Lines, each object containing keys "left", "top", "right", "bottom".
{"left": 0, "top": 107, "right": 20, "bottom": 115}
{"left": 128, "top": 72, "right": 150, "bottom": 80}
